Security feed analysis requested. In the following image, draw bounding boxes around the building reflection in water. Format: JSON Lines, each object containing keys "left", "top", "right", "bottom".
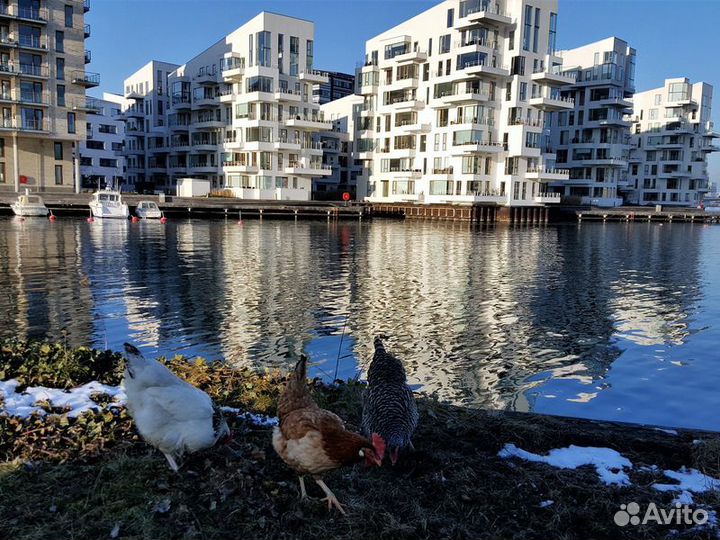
{"left": 0, "top": 217, "right": 711, "bottom": 428}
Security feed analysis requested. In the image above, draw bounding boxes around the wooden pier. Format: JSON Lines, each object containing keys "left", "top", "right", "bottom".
{"left": 367, "top": 203, "right": 550, "bottom": 224}
{"left": 0, "top": 193, "right": 366, "bottom": 220}
{"left": 576, "top": 208, "right": 720, "bottom": 224}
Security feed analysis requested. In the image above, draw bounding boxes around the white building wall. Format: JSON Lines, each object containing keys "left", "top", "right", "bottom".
{"left": 121, "top": 60, "right": 180, "bottom": 193}
{"left": 162, "top": 12, "right": 332, "bottom": 201}
{"left": 626, "top": 78, "right": 719, "bottom": 206}
{"left": 79, "top": 93, "right": 126, "bottom": 190}
{"left": 547, "top": 36, "right": 636, "bottom": 207}
{"left": 356, "top": 0, "right": 570, "bottom": 207}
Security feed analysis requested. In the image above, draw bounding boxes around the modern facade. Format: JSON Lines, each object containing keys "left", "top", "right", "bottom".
{"left": 315, "top": 93, "right": 363, "bottom": 199}
{"left": 312, "top": 70, "right": 355, "bottom": 105}
{"left": 120, "top": 59, "right": 179, "bottom": 193}
{"left": 356, "top": 0, "right": 573, "bottom": 206}
{"left": 157, "top": 11, "right": 333, "bottom": 200}
{"left": 547, "top": 37, "right": 636, "bottom": 207}
{"left": 79, "top": 92, "right": 124, "bottom": 189}
{"left": 625, "top": 78, "right": 718, "bottom": 206}
{"left": 0, "top": 0, "right": 97, "bottom": 193}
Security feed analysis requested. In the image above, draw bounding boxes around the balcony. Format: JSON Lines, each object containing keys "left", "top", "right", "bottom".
{"left": 191, "top": 140, "right": 218, "bottom": 152}
{"left": 222, "top": 65, "right": 244, "bottom": 81}
{"left": 171, "top": 95, "right": 191, "bottom": 110}
{"left": 393, "top": 49, "right": 427, "bottom": 63}
{"left": 597, "top": 96, "right": 633, "bottom": 108}
{"left": 17, "top": 118, "right": 49, "bottom": 133}
{"left": 439, "top": 90, "right": 491, "bottom": 105}
{"left": 195, "top": 71, "right": 218, "bottom": 85}
{"left": 71, "top": 97, "right": 102, "bottom": 113}
{"left": 189, "top": 162, "right": 218, "bottom": 174}
{"left": 299, "top": 70, "right": 329, "bottom": 84}
{"left": 194, "top": 119, "right": 224, "bottom": 129}
{"left": 397, "top": 122, "right": 431, "bottom": 134}
{"left": 529, "top": 95, "right": 575, "bottom": 112}
{"left": 457, "top": 59, "right": 509, "bottom": 78}
{"left": 274, "top": 139, "right": 301, "bottom": 151}
{"left": 124, "top": 108, "right": 144, "bottom": 119}
{"left": 84, "top": 0, "right": 90, "bottom": 12}
{"left": 525, "top": 168, "right": 570, "bottom": 181}
{"left": 0, "top": 5, "right": 48, "bottom": 24}
{"left": 71, "top": 70, "right": 100, "bottom": 87}
{"left": 455, "top": 2, "right": 513, "bottom": 29}
{"left": 285, "top": 114, "right": 332, "bottom": 131}
{"left": 534, "top": 193, "right": 562, "bottom": 204}
{"left": 531, "top": 68, "right": 576, "bottom": 86}
{"left": 193, "top": 95, "right": 219, "bottom": 108}
{"left": 274, "top": 88, "right": 302, "bottom": 102}
{"left": 18, "top": 35, "right": 47, "bottom": 51}
{"left": 84, "top": 49, "right": 91, "bottom": 64}
{"left": 84, "top": 24, "right": 91, "bottom": 38}
{"left": 451, "top": 140, "right": 504, "bottom": 154}
{"left": 285, "top": 162, "right": 332, "bottom": 176}
{"left": 222, "top": 162, "right": 259, "bottom": 174}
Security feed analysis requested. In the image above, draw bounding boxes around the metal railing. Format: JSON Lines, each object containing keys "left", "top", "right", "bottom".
{"left": 71, "top": 70, "right": 100, "bottom": 85}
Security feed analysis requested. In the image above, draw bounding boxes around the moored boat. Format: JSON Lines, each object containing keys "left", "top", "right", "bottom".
{"left": 11, "top": 190, "right": 49, "bottom": 217}
{"left": 89, "top": 189, "right": 129, "bottom": 219}
{"left": 135, "top": 200, "right": 162, "bottom": 219}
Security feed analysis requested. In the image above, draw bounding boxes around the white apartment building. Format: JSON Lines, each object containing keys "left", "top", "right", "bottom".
{"left": 547, "top": 37, "right": 636, "bottom": 207}
{"left": 315, "top": 93, "right": 363, "bottom": 199}
{"left": 625, "top": 78, "right": 718, "bottom": 206}
{"left": 79, "top": 92, "right": 124, "bottom": 189}
{"left": 356, "top": 0, "right": 573, "bottom": 206}
{"left": 159, "top": 11, "right": 332, "bottom": 200}
{"left": 120, "top": 59, "right": 179, "bottom": 193}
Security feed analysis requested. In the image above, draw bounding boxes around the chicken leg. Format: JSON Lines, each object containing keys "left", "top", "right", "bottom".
{"left": 298, "top": 476, "right": 308, "bottom": 499}
{"left": 163, "top": 452, "right": 180, "bottom": 472}
{"left": 315, "top": 478, "right": 346, "bottom": 515}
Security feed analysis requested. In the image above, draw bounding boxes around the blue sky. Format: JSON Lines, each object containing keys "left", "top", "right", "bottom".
{"left": 87, "top": 0, "right": 720, "bottom": 178}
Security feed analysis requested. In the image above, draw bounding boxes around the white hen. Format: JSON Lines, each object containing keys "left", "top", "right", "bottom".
{"left": 122, "top": 343, "right": 230, "bottom": 471}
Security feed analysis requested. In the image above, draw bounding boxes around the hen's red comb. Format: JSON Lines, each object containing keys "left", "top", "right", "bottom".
{"left": 371, "top": 433, "right": 386, "bottom": 457}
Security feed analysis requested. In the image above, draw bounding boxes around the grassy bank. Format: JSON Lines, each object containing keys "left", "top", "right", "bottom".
{"left": 0, "top": 340, "right": 718, "bottom": 540}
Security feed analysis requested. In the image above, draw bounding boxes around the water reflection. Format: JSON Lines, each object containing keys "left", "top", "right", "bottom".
{"left": 0, "top": 217, "right": 716, "bottom": 429}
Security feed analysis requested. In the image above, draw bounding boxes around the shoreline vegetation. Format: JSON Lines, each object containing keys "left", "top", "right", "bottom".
{"left": 0, "top": 340, "right": 719, "bottom": 539}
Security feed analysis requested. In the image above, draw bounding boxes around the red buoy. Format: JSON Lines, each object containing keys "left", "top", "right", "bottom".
{"left": 131, "top": 216, "right": 140, "bottom": 223}
{"left": 86, "top": 216, "right": 94, "bottom": 223}
{"left": 49, "top": 214, "right": 57, "bottom": 222}
{"left": 160, "top": 216, "right": 168, "bottom": 224}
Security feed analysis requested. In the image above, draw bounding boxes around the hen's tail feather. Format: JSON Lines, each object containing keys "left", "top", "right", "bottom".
{"left": 278, "top": 355, "right": 315, "bottom": 419}
{"left": 294, "top": 355, "right": 308, "bottom": 383}
{"left": 373, "top": 336, "right": 386, "bottom": 352}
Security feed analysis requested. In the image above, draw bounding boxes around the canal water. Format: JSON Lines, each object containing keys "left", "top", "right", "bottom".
{"left": 2, "top": 217, "right": 719, "bottom": 430}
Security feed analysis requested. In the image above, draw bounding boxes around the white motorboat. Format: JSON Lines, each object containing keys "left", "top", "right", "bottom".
{"left": 89, "top": 189, "right": 129, "bottom": 219}
{"left": 11, "top": 190, "right": 49, "bottom": 217}
{"left": 135, "top": 200, "right": 162, "bottom": 219}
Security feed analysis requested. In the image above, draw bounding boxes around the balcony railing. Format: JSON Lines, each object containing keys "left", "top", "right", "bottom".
{"left": 83, "top": 0, "right": 90, "bottom": 12}
{"left": 84, "top": 50, "right": 91, "bottom": 63}
{"left": 454, "top": 38, "right": 498, "bottom": 50}
{"left": 0, "top": 5, "right": 48, "bottom": 22}
{"left": 527, "top": 168, "right": 570, "bottom": 175}
{"left": 71, "top": 70, "right": 100, "bottom": 85}
{"left": 84, "top": 25, "right": 91, "bottom": 38}
{"left": 18, "top": 35, "right": 47, "bottom": 49}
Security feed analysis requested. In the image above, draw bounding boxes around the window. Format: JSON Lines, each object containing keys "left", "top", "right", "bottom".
{"left": 548, "top": 13, "right": 557, "bottom": 54}
{"left": 256, "top": 30, "right": 271, "bottom": 67}
{"left": 64, "top": 4, "right": 72, "bottom": 28}
{"left": 67, "top": 112, "right": 75, "bottom": 133}
{"left": 447, "top": 8, "right": 454, "bottom": 27}
{"left": 0, "top": 138, "right": 4, "bottom": 158}
{"left": 99, "top": 158, "right": 117, "bottom": 168}
{"left": 56, "top": 57, "right": 64, "bottom": 80}
{"left": 519, "top": 82, "right": 527, "bottom": 101}
{"left": 306, "top": 39, "right": 313, "bottom": 71}
{"left": 522, "top": 5, "right": 532, "bottom": 51}
{"left": 533, "top": 7, "right": 540, "bottom": 53}
{"left": 54, "top": 164, "right": 63, "bottom": 184}
{"left": 55, "top": 31, "right": 64, "bottom": 52}
{"left": 290, "top": 36, "right": 299, "bottom": 76}
{"left": 56, "top": 84, "right": 65, "bottom": 107}
{"left": 277, "top": 34, "right": 284, "bottom": 74}
{"left": 53, "top": 142, "right": 63, "bottom": 160}
{"left": 440, "top": 34, "right": 451, "bottom": 54}
{"left": 86, "top": 140, "right": 104, "bottom": 150}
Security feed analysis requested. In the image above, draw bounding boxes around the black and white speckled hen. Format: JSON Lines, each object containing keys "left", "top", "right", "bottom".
{"left": 361, "top": 336, "right": 419, "bottom": 465}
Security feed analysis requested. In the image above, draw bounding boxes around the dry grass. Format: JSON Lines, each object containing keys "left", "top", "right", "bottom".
{"left": 1, "top": 340, "right": 719, "bottom": 540}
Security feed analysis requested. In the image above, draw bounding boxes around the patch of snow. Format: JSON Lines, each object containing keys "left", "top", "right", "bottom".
{"left": 538, "top": 500, "right": 554, "bottom": 508}
{"left": 498, "top": 443, "right": 633, "bottom": 486}
{"left": 0, "top": 379, "right": 126, "bottom": 418}
{"left": 672, "top": 490, "right": 694, "bottom": 505}
{"left": 220, "top": 406, "right": 278, "bottom": 427}
{"left": 653, "top": 467, "right": 720, "bottom": 494}
{"left": 653, "top": 427, "right": 678, "bottom": 436}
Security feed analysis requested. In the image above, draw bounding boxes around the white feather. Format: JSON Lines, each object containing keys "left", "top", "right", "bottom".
{"left": 123, "top": 347, "right": 222, "bottom": 462}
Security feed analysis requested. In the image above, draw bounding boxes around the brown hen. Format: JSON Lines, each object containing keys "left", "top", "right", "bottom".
{"left": 273, "top": 356, "right": 384, "bottom": 514}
